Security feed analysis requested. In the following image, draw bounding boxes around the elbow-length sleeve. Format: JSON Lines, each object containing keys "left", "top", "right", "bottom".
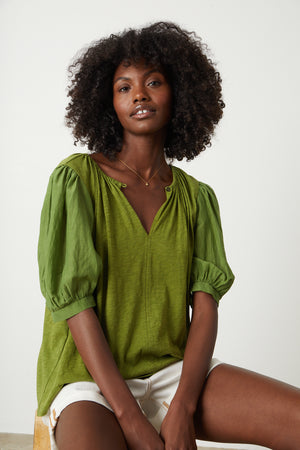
{"left": 38, "top": 165, "right": 102, "bottom": 322}
{"left": 190, "top": 182, "right": 235, "bottom": 305}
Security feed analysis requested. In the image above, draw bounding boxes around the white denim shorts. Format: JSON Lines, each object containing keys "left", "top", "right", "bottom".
{"left": 43, "top": 358, "right": 222, "bottom": 449}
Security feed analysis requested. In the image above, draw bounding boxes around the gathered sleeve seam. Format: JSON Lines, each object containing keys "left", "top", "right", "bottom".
{"left": 51, "top": 294, "right": 96, "bottom": 323}
{"left": 58, "top": 162, "right": 92, "bottom": 198}
{"left": 190, "top": 281, "right": 221, "bottom": 304}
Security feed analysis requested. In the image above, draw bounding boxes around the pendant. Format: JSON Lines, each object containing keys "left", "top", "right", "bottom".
{"left": 145, "top": 182, "right": 149, "bottom": 186}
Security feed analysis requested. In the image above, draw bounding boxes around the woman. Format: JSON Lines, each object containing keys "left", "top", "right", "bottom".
{"left": 37, "top": 22, "right": 300, "bottom": 449}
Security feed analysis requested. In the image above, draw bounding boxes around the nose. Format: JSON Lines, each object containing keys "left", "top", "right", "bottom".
{"left": 133, "top": 86, "right": 149, "bottom": 103}
{"left": 134, "top": 94, "right": 147, "bottom": 103}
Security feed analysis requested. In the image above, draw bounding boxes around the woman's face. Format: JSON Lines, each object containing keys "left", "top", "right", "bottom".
{"left": 113, "top": 60, "right": 172, "bottom": 139}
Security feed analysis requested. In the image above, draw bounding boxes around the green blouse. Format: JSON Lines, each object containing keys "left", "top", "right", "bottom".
{"left": 36, "top": 153, "right": 234, "bottom": 416}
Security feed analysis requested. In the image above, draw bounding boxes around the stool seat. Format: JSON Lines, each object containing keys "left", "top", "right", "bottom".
{"left": 33, "top": 411, "right": 51, "bottom": 450}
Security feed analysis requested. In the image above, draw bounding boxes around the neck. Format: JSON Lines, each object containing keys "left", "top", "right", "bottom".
{"left": 118, "top": 133, "right": 167, "bottom": 177}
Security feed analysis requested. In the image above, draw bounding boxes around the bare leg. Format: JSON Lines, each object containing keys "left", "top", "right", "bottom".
{"left": 55, "top": 401, "right": 128, "bottom": 450}
{"left": 195, "top": 364, "right": 300, "bottom": 450}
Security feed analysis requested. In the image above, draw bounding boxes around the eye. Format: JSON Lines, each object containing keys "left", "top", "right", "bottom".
{"left": 118, "top": 85, "right": 130, "bottom": 93}
{"left": 148, "top": 80, "right": 162, "bottom": 87}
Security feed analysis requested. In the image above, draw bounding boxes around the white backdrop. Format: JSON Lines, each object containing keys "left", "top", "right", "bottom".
{"left": 1, "top": 0, "right": 299, "bottom": 446}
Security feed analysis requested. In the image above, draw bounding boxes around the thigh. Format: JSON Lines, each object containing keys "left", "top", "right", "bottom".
{"left": 194, "top": 363, "right": 300, "bottom": 450}
{"left": 55, "top": 401, "right": 128, "bottom": 450}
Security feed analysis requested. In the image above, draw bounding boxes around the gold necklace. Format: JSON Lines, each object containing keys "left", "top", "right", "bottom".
{"left": 117, "top": 158, "right": 164, "bottom": 186}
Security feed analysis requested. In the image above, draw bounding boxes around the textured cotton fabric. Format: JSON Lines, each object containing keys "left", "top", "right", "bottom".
{"left": 37, "top": 153, "right": 234, "bottom": 416}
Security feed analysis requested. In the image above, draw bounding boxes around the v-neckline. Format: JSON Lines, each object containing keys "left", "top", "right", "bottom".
{"left": 88, "top": 154, "right": 175, "bottom": 236}
{"left": 120, "top": 185, "right": 173, "bottom": 235}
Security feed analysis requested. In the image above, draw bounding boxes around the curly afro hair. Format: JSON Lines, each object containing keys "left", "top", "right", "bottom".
{"left": 65, "top": 22, "right": 225, "bottom": 161}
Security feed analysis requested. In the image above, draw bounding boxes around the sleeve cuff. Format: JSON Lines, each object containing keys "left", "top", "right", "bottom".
{"left": 190, "top": 281, "right": 221, "bottom": 304}
{"left": 51, "top": 295, "right": 96, "bottom": 322}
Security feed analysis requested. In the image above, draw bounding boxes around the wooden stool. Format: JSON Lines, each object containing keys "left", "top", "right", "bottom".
{"left": 33, "top": 411, "right": 51, "bottom": 450}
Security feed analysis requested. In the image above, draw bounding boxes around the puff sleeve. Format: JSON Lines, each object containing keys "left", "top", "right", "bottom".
{"left": 38, "top": 165, "right": 102, "bottom": 322}
{"left": 190, "top": 182, "right": 235, "bottom": 305}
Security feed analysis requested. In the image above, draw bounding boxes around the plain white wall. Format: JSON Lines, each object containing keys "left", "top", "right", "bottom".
{"left": 1, "top": 0, "right": 299, "bottom": 443}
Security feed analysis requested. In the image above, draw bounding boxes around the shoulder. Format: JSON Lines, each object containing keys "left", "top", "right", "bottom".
{"left": 172, "top": 166, "right": 220, "bottom": 224}
{"left": 172, "top": 165, "right": 216, "bottom": 199}
{"left": 52, "top": 152, "right": 98, "bottom": 197}
{"left": 57, "top": 152, "right": 91, "bottom": 175}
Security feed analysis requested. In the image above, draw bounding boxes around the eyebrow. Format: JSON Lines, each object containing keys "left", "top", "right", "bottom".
{"left": 113, "top": 69, "right": 164, "bottom": 85}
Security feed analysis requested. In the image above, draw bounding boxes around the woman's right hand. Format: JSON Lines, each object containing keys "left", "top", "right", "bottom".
{"left": 119, "top": 410, "right": 164, "bottom": 450}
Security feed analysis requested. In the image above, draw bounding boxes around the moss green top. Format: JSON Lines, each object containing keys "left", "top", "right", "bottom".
{"left": 36, "top": 153, "right": 234, "bottom": 416}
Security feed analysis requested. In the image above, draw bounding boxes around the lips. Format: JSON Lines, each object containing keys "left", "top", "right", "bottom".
{"left": 130, "top": 104, "right": 156, "bottom": 117}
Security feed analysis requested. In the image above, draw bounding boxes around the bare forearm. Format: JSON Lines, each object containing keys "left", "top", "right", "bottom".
{"left": 67, "top": 308, "right": 140, "bottom": 420}
{"left": 173, "top": 291, "right": 218, "bottom": 413}
{"left": 67, "top": 308, "right": 165, "bottom": 449}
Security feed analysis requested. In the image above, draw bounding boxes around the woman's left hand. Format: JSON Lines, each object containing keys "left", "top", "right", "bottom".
{"left": 160, "top": 401, "right": 197, "bottom": 450}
